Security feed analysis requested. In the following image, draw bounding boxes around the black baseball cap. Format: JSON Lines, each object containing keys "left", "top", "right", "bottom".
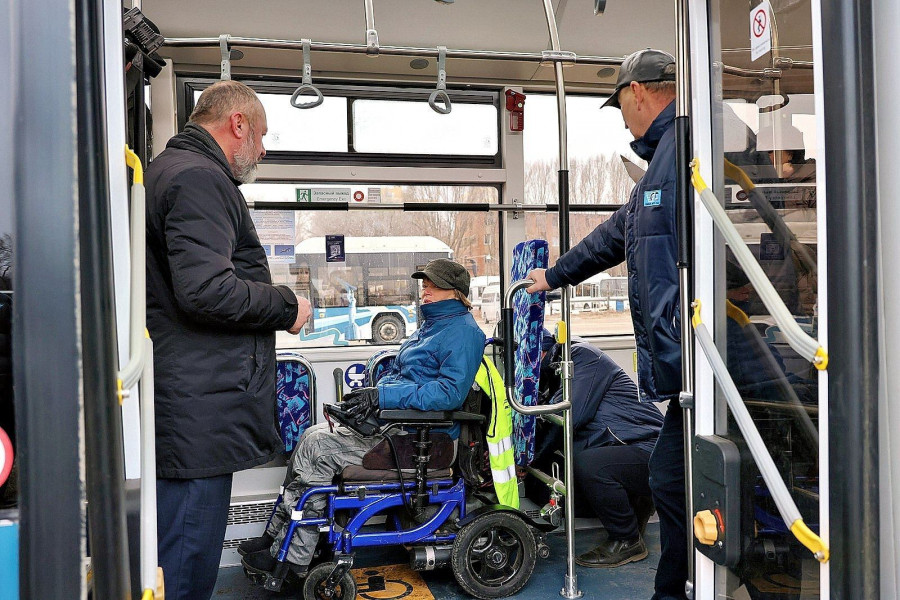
{"left": 600, "top": 49, "right": 676, "bottom": 110}
{"left": 412, "top": 259, "right": 471, "bottom": 297}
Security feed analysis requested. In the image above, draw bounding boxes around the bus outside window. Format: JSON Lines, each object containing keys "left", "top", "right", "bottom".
{"left": 288, "top": 236, "right": 451, "bottom": 345}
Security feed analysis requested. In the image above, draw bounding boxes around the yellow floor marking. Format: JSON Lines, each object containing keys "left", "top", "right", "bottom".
{"left": 351, "top": 563, "right": 435, "bottom": 600}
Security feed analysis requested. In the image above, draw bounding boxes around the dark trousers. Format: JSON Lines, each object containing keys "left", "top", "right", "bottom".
{"left": 573, "top": 444, "right": 653, "bottom": 541}
{"left": 525, "top": 424, "right": 653, "bottom": 540}
{"left": 649, "top": 408, "right": 687, "bottom": 600}
{"left": 157, "top": 474, "right": 233, "bottom": 600}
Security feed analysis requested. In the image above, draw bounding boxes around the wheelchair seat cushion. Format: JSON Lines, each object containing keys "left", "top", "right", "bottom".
{"left": 339, "top": 464, "right": 453, "bottom": 483}
{"left": 362, "top": 432, "right": 455, "bottom": 471}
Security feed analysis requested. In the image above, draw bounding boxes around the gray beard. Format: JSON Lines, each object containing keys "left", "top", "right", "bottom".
{"left": 232, "top": 138, "right": 259, "bottom": 184}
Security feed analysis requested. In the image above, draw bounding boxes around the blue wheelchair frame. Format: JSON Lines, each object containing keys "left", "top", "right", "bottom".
{"left": 257, "top": 329, "right": 553, "bottom": 597}
{"left": 279, "top": 477, "right": 464, "bottom": 559}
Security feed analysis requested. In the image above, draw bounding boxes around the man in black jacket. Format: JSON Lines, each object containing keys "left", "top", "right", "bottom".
{"left": 528, "top": 331, "right": 663, "bottom": 567}
{"left": 146, "top": 80, "right": 311, "bottom": 600}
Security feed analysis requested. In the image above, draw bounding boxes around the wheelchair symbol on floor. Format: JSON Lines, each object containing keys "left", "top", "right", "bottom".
{"left": 357, "top": 569, "right": 414, "bottom": 600}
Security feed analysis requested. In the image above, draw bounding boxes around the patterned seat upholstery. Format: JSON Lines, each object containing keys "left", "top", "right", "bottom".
{"left": 276, "top": 355, "right": 314, "bottom": 453}
{"left": 510, "top": 240, "right": 549, "bottom": 467}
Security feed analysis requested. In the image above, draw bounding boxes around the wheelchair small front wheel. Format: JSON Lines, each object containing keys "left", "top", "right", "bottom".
{"left": 303, "top": 562, "right": 357, "bottom": 600}
{"left": 451, "top": 512, "right": 537, "bottom": 599}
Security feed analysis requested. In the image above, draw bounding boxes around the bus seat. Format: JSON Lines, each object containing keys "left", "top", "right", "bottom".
{"left": 276, "top": 352, "right": 315, "bottom": 453}
{"left": 364, "top": 349, "right": 398, "bottom": 386}
{"left": 510, "top": 239, "right": 549, "bottom": 466}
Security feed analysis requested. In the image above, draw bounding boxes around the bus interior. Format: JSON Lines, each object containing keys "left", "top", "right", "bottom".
{"left": 1, "top": 0, "right": 898, "bottom": 599}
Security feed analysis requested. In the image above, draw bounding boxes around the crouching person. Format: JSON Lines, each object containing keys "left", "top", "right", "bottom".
{"left": 240, "top": 259, "right": 486, "bottom": 579}
{"left": 527, "top": 331, "right": 664, "bottom": 567}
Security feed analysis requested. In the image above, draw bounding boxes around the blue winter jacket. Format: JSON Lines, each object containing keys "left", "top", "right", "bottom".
{"left": 377, "top": 299, "right": 486, "bottom": 438}
{"left": 546, "top": 101, "right": 681, "bottom": 402}
{"left": 546, "top": 338, "right": 663, "bottom": 454}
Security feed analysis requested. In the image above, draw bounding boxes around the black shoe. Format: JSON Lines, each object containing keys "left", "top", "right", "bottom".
{"left": 575, "top": 536, "right": 648, "bottom": 568}
{"left": 242, "top": 549, "right": 278, "bottom": 575}
{"left": 242, "top": 549, "right": 309, "bottom": 579}
{"left": 237, "top": 532, "right": 275, "bottom": 557}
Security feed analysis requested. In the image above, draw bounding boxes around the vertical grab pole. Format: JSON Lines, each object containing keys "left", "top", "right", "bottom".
{"left": 539, "top": 1, "right": 581, "bottom": 598}
{"left": 674, "top": 0, "right": 695, "bottom": 598}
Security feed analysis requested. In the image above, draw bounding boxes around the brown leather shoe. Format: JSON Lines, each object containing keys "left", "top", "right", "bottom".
{"left": 575, "top": 536, "right": 649, "bottom": 568}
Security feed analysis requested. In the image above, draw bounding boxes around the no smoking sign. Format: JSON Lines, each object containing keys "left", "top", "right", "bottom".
{"left": 750, "top": 1, "right": 771, "bottom": 62}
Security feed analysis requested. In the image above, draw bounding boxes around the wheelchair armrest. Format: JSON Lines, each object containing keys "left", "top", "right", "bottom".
{"left": 378, "top": 410, "right": 486, "bottom": 424}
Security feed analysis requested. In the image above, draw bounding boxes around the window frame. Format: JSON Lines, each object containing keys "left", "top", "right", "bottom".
{"left": 177, "top": 77, "right": 502, "bottom": 168}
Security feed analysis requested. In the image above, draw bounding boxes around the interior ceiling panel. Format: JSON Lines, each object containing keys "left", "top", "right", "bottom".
{"left": 140, "top": 0, "right": 675, "bottom": 88}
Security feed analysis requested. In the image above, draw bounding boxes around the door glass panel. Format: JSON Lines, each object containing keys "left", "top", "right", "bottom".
{"left": 709, "top": 0, "right": 820, "bottom": 597}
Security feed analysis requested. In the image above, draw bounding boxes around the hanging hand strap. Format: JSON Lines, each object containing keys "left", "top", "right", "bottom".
{"left": 428, "top": 46, "right": 452, "bottom": 114}
{"left": 290, "top": 39, "right": 324, "bottom": 109}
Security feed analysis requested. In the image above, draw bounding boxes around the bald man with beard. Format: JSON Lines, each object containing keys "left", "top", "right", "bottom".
{"left": 145, "top": 80, "right": 312, "bottom": 600}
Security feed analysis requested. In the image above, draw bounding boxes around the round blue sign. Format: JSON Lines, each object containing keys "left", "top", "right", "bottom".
{"left": 344, "top": 363, "right": 367, "bottom": 388}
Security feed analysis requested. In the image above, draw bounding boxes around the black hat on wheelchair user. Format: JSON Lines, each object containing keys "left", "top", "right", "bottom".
{"left": 411, "top": 258, "right": 471, "bottom": 297}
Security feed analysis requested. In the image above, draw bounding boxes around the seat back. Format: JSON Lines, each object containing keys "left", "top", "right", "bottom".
{"left": 510, "top": 239, "right": 549, "bottom": 466}
{"left": 276, "top": 352, "right": 316, "bottom": 453}
{"left": 364, "top": 349, "right": 398, "bottom": 386}
{"left": 456, "top": 365, "right": 493, "bottom": 489}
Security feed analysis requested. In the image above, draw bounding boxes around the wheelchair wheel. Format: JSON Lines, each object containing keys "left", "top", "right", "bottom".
{"left": 303, "top": 562, "right": 357, "bottom": 600}
{"left": 451, "top": 512, "right": 537, "bottom": 599}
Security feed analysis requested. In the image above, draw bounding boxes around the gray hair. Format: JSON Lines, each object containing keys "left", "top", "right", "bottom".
{"left": 189, "top": 80, "right": 263, "bottom": 126}
{"left": 641, "top": 63, "right": 677, "bottom": 99}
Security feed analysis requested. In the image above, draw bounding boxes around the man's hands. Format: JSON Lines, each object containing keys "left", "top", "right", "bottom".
{"left": 342, "top": 387, "right": 380, "bottom": 422}
{"left": 525, "top": 269, "right": 552, "bottom": 294}
{"left": 288, "top": 297, "right": 312, "bottom": 334}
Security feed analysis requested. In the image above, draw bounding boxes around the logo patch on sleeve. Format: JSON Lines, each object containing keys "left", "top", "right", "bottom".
{"left": 643, "top": 190, "right": 662, "bottom": 206}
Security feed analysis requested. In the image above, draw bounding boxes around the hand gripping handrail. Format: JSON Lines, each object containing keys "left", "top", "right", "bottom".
{"left": 428, "top": 46, "right": 452, "bottom": 114}
{"left": 122, "top": 147, "right": 161, "bottom": 599}
{"left": 119, "top": 146, "right": 148, "bottom": 392}
{"left": 692, "top": 302, "right": 829, "bottom": 563}
{"left": 722, "top": 159, "right": 817, "bottom": 276}
{"left": 691, "top": 160, "right": 828, "bottom": 370}
{"left": 290, "top": 39, "right": 324, "bottom": 109}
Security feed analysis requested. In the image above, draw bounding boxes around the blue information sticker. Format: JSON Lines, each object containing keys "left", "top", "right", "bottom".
{"left": 326, "top": 235, "right": 345, "bottom": 263}
{"left": 643, "top": 189, "right": 662, "bottom": 206}
{"left": 344, "top": 363, "right": 367, "bottom": 388}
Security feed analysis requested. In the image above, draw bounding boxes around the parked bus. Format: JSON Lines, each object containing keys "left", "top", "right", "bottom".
{"left": 286, "top": 236, "right": 452, "bottom": 344}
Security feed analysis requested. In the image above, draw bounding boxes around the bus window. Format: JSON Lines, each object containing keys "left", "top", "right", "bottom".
{"left": 353, "top": 99, "right": 498, "bottom": 156}
{"left": 245, "top": 184, "right": 501, "bottom": 347}
{"left": 521, "top": 94, "right": 637, "bottom": 337}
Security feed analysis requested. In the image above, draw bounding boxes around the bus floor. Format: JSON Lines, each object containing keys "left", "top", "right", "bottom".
{"left": 213, "top": 521, "right": 660, "bottom": 599}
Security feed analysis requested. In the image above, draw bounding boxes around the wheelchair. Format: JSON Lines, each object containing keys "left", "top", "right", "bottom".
{"left": 243, "top": 354, "right": 553, "bottom": 600}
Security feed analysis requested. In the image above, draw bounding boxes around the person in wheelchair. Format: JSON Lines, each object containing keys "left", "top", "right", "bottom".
{"left": 526, "top": 330, "right": 664, "bottom": 568}
{"left": 240, "top": 258, "right": 486, "bottom": 580}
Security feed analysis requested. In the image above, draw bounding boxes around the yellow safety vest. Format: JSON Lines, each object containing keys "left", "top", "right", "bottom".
{"left": 475, "top": 358, "right": 519, "bottom": 509}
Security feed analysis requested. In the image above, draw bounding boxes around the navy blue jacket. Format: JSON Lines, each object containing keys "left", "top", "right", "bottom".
{"left": 546, "top": 338, "right": 663, "bottom": 454}
{"left": 377, "top": 299, "right": 486, "bottom": 438}
{"left": 546, "top": 102, "right": 681, "bottom": 401}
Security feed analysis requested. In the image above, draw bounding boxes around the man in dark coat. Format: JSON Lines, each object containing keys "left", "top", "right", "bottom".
{"left": 527, "top": 50, "right": 688, "bottom": 599}
{"left": 528, "top": 332, "right": 662, "bottom": 567}
{"left": 146, "top": 80, "right": 311, "bottom": 600}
